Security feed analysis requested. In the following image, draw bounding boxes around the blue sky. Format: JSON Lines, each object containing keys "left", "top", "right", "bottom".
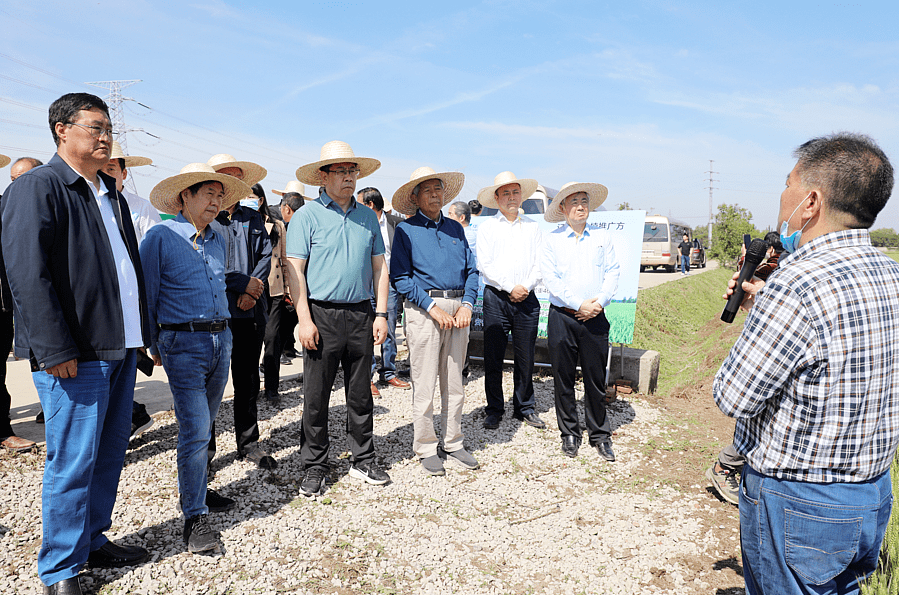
{"left": 2, "top": 1, "right": 898, "bottom": 230}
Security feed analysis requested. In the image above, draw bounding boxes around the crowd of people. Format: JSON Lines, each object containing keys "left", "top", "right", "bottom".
{"left": 0, "top": 93, "right": 621, "bottom": 593}
{"left": 1, "top": 92, "right": 898, "bottom": 595}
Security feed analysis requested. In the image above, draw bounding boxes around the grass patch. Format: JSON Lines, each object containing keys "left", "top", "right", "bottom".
{"left": 862, "top": 454, "right": 899, "bottom": 594}
{"left": 631, "top": 267, "right": 743, "bottom": 396}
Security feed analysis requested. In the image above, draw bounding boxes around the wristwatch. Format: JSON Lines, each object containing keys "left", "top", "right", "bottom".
{"left": 375, "top": 312, "right": 389, "bottom": 319}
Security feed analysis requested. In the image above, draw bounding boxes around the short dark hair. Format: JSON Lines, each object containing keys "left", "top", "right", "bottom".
{"left": 793, "top": 132, "right": 894, "bottom": 228}
{"left": 281, "top": 193, "right": 304, "bottom": 212}
{"left": 185, "top": 180, "right": 222, "bottom": 195}
{"left": 468, "top": 200, "right": 482, "bottom": 215}
{"left": 358, "top": 187, "right": 384, "bottom": 211}
{"left": 116, "top": 158, "right": 126, "bottom": 170}
{"left": 450, "top": 201, "right": 471, "bottom": 223}
{"left": 763, "top": 231, "right": 783, "bottom": 253}
{"left": 48, "top": 93, "right": 110, "bottom": 147}
{"left": 13, "top": 157, "right": 43, "bottom": 169}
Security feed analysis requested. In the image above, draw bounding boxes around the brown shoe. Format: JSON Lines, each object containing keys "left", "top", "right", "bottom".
{"left": 384, "top": 377, "right": 411, "bottom": 390}
{"left": 370, "top": 382, "right": 381, "bottom": 397}
{"left": 1, "top": 435, "right": 36, "bottom": 453}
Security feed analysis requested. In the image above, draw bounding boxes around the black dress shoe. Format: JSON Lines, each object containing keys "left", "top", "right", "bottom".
{"left": 86, "top": 540, "right": 148, "bottom": 568}
{"left": 483, "top": 413, "right": 502, "bottom": 429}
{"left": 561, "top": 435, "right": 580, "bottom": 458}
{"left": 513, "top": 412, "right": 546, "bottom": 429}
{"left": 44, "top": 576, "right": 82, "bottom": 595}
{"left": 595, "top": 439, "right": 616, "bottom": 462}
{"left": 241, "top": 445, "right": 278, "bottom": 470}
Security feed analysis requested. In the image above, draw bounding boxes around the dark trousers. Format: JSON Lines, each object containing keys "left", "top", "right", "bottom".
{"left": 262, "top": 295, "right": 290, "bottom": 392}
{"left": 0, "top": 310, "right": 13, "bottom": 437}
{"left": 547, "top": 305, "right": 611, "bottom": 445}
{"left": 483, "top": 286, "right": 539, "bottom": 417}
{"left": 208, "top": 318, "right": 263, "bottom": 460}
{"left": 301, "top": 301, "right": 375, "bottom": 471}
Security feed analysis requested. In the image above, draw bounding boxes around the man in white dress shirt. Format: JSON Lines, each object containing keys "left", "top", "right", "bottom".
{"left": 476, "top": 172, "right": 545, "bottom": 430}
{"left": 540, "top": 182, "right": 620, "bottom": 461}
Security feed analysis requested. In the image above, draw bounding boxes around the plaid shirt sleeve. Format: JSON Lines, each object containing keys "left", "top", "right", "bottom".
{"left": 713, "top": 276, "right": 815, "bottom": 420}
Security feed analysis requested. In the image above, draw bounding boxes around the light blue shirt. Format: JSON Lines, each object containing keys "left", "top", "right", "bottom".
{"left": 139, "top": 213, "right": 230, "bottom": 348}
{"left": 285, "top": 191, "right": 385, "bottom": 303}
{"left": 539, "top": 223, "right": 621, "bottom": 310}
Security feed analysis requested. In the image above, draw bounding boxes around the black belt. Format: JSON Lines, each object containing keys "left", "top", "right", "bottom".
{"left": 428, "top": 289, "right": 464, "bottom": 298}
{"left": 159, "top": 320, "right": 229, "bottom": 332}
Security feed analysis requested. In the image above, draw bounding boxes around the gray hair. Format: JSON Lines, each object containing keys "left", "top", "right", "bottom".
{"left": 411, "top": 178, "right": 445, "bottom": 197}
{"left": 450, "top": 200, "right": 471, "bottom": 223}
{"left": 793, "top": 132, "right": 893, "bottom": 228}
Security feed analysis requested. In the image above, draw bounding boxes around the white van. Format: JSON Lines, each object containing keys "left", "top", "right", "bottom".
{"left": 641, "top": 215, "right": 692, "bottom": 272}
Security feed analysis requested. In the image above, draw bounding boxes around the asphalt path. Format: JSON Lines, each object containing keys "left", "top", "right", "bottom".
{"left": 638, "top": 259, "right": 720, "bottom": 290}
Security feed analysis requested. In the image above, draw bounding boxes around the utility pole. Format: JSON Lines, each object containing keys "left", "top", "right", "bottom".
{"left": 85, "top": 79, "right": 141, "bottom": 194}
{"left": 706, "top": 160, "right": 718, "bottom": 246}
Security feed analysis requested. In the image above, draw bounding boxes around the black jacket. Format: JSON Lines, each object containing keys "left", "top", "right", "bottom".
{"left": 210, "top": 205, "right": 272, "bottom": 324}
{"left": 0, "top": 154, "right": 151, "bottom": 370}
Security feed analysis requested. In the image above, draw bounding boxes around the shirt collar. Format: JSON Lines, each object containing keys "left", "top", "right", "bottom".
{"left": 779, "top": 228, "right": 871, "bottom": 267}
{"left": 414, "top": 209, "right": 443, "bottom": 228}
{"left": 174, "top": 211, "right": 215, "bottom": 242}
{"left": 494, "top": 211, "right": 521, "bottom": 226}
{"left": 565, "top": 224, "right": 591, "bottom": 239}
{"left": 61, "top": 157, "right": 109, "bottom": 198}
{"left": 319, "top": 190, "right": 357, "bottom": 214}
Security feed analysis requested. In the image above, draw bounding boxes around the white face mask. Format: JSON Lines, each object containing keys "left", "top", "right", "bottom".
{"left": 240, "top": 198, "right": 259, "bottom": 210}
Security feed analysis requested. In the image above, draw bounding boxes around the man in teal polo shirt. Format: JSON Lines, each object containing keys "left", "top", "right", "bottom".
{"left": 286, "top": 141, "right": 390, "bottom": 496}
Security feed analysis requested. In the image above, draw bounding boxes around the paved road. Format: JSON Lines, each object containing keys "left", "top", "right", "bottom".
{"left": 638, "top": 259, "right": 720, "bottom": 290}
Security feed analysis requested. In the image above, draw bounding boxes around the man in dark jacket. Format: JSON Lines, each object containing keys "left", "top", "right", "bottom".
{"left": 207, "top": 154, "right": 275, "bottom": 470}
{"left": 1, "top": 93, "right": 152, "bottom": 594}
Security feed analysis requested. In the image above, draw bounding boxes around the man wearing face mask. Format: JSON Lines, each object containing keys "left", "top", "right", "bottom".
{"left": 714, "top": 133, "right": 899, "bottom": 595}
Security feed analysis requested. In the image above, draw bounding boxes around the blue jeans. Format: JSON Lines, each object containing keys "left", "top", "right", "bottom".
{"left": 680, "top": 254, "right": 690, "bottom": 273}
{"left": 740, "top": 464, "right": 893, "bottom": 595}
{"left": 157, "top": 328, "right": 232, "bottom": 519}
{"left": 34, "top": 351, "right": 137, "bottom": 586}
{"left": 371, "top": 286, "right": 398, "bottom": 381}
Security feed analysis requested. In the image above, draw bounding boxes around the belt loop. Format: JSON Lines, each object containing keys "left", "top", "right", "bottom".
{"left": 188, "top": 321, "right": 195, "bottom": 332}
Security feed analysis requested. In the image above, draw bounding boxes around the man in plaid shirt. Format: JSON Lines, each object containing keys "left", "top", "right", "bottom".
{"left": 714, "top": 133, "right": 898, "bottom": 595}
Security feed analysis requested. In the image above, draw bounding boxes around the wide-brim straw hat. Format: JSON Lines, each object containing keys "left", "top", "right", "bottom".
{"left": 295, "top": 141, "right": 380, "bottom": 186}
{"left": 476, "top": 171, "right": 538, "bottom": 209}
{"left": 544, "top": 181, "right": 609, "bottom": 223}
{"left": 391, "top": 166, "right": 465, "bottom": 217}
{"left": 272, "top": 180, "right": 312, "bottom": 200}
{"left": 150, "top": 163, "right": 252, "bottom": 216}
{"left": 207, "top": 153, "right": 267, "bottom": 187}
{"left": 109, "top": 141, "right": 152, "bottom": 168}
{"left": 0, "top": 154, "right": 10, "bottom": 168}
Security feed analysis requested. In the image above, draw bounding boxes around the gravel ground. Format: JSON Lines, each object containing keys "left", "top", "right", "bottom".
{"left": 0, "top": 365, "right": 737, "bottom": 594}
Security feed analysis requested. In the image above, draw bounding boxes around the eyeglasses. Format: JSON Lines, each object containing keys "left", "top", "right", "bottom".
{"left": 327, "top": 167, "right": 361, "bottom": 178}
{"left": 68, "top": 122, "right": 116, "bottom": 139}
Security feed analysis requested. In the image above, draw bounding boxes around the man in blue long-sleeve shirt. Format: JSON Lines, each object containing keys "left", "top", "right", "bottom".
{"left": 390, "top": 167, "right": 480, "bottom": 476}
{"left": 143, "top": 163, "right": 251, "bottom": 555}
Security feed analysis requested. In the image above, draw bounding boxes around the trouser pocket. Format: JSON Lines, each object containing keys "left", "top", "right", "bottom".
{"left": 785, "top": 508, "right": 861, "bottom": 584}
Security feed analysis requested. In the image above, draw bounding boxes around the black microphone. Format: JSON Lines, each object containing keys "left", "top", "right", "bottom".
{"left": 721, "top": 238, "right": 768, "bottom": 323}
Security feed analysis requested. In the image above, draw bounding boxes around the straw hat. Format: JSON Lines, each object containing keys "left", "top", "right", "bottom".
{"left": 0, "top": 154, "right": 9, "bottom": 169}
{"left": 149, "top": 163, "right": 252, "bottom": 216}
{"left": 476, "top": 172, "right": 538, "bottom": 209}
{"left": 544, "top": 181, "right": 609, "bottom": 223}
{"left": 391, "top": 166, "right": 465, "bottom": 217}
{"left": 109, "top": 141, "right": 152, "bottom": 168}
{"left": 207, "top": 154, "right": 267, "bottom": 187}
{"left": 295, "top": 141, "right": 380, "bottom": 186}
{"left": 272, "top": 180, "right": 312, "bottom": 200}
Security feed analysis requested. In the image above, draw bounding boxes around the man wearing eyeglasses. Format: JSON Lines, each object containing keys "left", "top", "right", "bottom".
{"left": 286, "top": 141, "right": 390, "bottom": 497}
{"left": 1, "top": 93, "right": 152, "bottom": 594}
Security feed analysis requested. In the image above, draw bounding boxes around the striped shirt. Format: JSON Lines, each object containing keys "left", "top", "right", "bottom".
{"left": 714, "top": 229, "right": 899, "bottom": 482}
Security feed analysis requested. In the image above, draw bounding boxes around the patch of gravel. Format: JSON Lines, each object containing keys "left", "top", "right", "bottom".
{"left": 1, "top": 365, "right": 731, "bottom": 594}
